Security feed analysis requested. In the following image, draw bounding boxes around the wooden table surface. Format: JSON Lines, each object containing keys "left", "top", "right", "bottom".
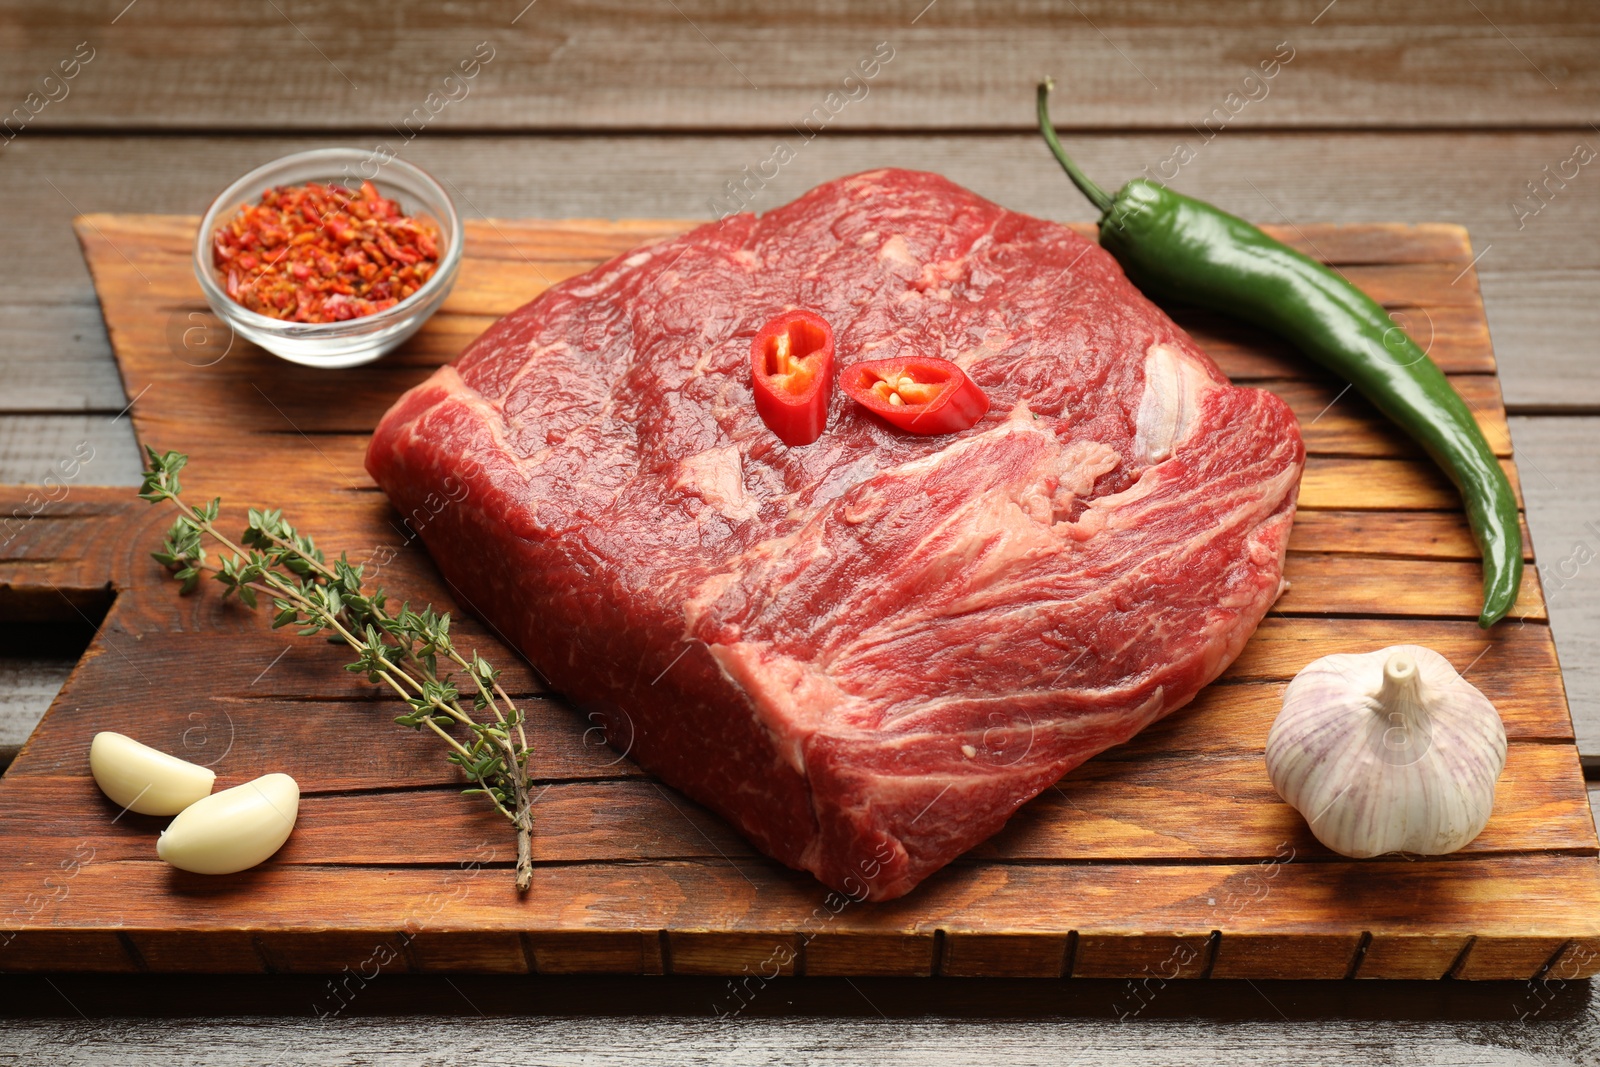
{"left": 2, "top": 0, "right": 1598, "bottom": 1061}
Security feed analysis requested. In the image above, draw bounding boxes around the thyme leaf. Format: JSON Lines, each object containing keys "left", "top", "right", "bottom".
{"left": 139, "top": 446, "right": 535, "bottom": 891}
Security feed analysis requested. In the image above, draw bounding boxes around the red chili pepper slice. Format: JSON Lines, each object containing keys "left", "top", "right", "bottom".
{"left": 840, "top": 356, "right": 990, "bottom": 435}
{"left": 750, "top": 310, "right": 835, "bottom": 447}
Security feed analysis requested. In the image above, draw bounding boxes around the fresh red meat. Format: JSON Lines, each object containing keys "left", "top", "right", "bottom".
{"left": 366, "top": 169, "right": 1304, "bottom": 901}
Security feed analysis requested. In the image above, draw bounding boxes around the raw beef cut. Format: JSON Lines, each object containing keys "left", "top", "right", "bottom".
{"left": 366, "top": 169, "right": 1304, "bottom": 901}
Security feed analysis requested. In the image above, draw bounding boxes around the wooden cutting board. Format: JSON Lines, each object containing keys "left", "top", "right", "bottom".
{"left": 1, "top": 214, "right": 1596, "bottom": 982}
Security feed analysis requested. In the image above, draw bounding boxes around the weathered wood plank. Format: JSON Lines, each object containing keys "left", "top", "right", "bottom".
{"left": 981, "top": 743, "right": 1591, "bottom": 862}
{"left": 1486, "top": 271, "right": 1600, "bottom": 411}
{"left": 0, "top": 212, "right": 1584, "bottom": 981}
{"left": 1287, "top": 510, "right": 1535, "bottom": 561}
{"left": 0, "top": 511, "right": 1575, "bottom": 786}
{"left": 1184, "top": 303, "right": 1499, "bottom": 380}
{"left": 1510, "top": 416, "right": 1600, "bottom": 759}
{"left": 1, "top": 738, "right": 1585, "bottom": 867}
{"left": 0, "top": 303, "right": 122, "bottom": 412}
{"left": 1262, "top": 376, "right": 1511, "bottom": 459}
{"left": 1224, "top": 616, "right": 1560, "bottom": 690}
{"left": 3, "top": 0, "right": 1595, "bottom": 131}
{"left": 0, "top": 659, "right": 70, "bottom": 768}
{"left": 1278, "top": 553, "right": 1545, "bottom": 621}
{"left": 2, "top": 856, "right": 1598, "bottom": 979}
{"left": 0, "top": 415, "right": 140, "bottom": 486}
{"left": 0, "top": 0, "right": 1595, "bottom": 1013}
{"left": 3, "top": 1006, "right": 1599, "bottom": 1066}
{"left": 0, "top": 624, "right": 1573, "bottom": 790}
{"left": 4, "top": 132, "right": 1600, "bottom": 415}
{"left": 0, "top": 488, "right": 1555, "bottom": 656}
{"left": 0, "top": 661, "right": 69, "bottom": 737}
{"left": 1297, "top": 457, "right": 1522, "bottom": 512}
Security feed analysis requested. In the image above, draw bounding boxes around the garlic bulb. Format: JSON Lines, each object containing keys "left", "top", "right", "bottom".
{"left": 157, "top": 772, "right": 300, "bottom": 874}
{"left": 89, "top": 731, "right": 216, "bottom": 816}
{"left": 1266, "top": 644, "right": 1506, "bottom": 858}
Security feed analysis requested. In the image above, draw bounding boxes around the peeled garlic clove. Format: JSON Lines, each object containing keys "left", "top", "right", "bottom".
{"left": 156, "top": 772, "right": 300, "bottom": 875}
{"left": 89, "top": 731, "right": 216, "bottom": 816}
{"left": 1266, "top": 644, "right": 1507, "bottom": 858}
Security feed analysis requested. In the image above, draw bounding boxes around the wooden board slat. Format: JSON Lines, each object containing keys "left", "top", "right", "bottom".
{"left": 3, "top": 0, "right": 1595, "bottom": 132}
{"left": 1279, "top": 554, "right": 1546, "bottom": 621}
{"left": 7, "top": 132, "right": 1599, "bottom": 415}
{"left": 0, "top": 213, "right": 1592, "bottom": 980}
{"left": 1298, "top": 456, "right": 1522, "bottom": 511}
{"left": 0, "top": 740, "right": 1586, "bottom": 867}
{"left": 1509, "top": 415, "right": 1600, "bottom": 766}
{"left": 0, "top": 611, "right": 1574, "bottom": 791}
{"left": 2, "top": 856, "right": 1598, "bottom": 980}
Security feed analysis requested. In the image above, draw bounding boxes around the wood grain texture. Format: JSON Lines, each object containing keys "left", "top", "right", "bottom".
{"left": 0, "top": 3, "right": 1594, "bottom": 1059}
{"left": 3, "top": 977, "right": 1599, "bottom": 1066}
{"left": 0, "top": 660, "right": 69, "bottom": 768}
{"left": 2, "top": 0, "right": 1595, "bottom": 132}
{"left": 3, "top": 132, "right": 1600, "bottom": 413}
{"left": 1510, "top": 416, "right": 1600, "bottom": 762}
{"left": 2, "top": 857, "right": 1599, "bottom": 980}
{"left": 0, "top": 213, "right": 1592, "bottom": 980}
{"left": 0, "top": 414, "right": 139, "bottom": 486}
{"left": 1, "top": 743, "right": 1586, "bottom": 868}
{"left": 0, "top": 303, "right": 121, "bottom": 412}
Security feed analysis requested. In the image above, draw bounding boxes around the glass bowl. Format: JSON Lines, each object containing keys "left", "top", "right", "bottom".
{"left": 193, "top": 148, "right": 463, "bottom": 369}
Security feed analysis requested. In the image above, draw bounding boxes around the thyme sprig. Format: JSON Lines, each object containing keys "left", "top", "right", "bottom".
{"left": 138, "top": 446, "right": 534, "bottom": 891}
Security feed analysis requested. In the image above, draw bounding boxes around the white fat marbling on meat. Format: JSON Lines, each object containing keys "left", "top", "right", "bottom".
{"left": 674, "top": 445, "right": 760, "bottom": 522}
{"left": 877, "top": 234, "right": 919, "bottom": 275}
{"left": 1133, "top": 343, "right": 1220, "bottom": 463}
{"left": 708, "top": 642, "right": 858, "bottom": 773}
{"left": 565, "top": 249, "right": 663, "bottom": 298}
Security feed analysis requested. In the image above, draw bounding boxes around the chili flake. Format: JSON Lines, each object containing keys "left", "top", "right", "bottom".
{"left": 212, "top": 180, "right": 441, "bottom": 323}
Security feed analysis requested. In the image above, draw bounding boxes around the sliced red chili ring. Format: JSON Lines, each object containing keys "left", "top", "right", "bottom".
{"left": 841, "top": 356, "right": 990, "bottom": 435}
{"left": 750, "top": 310, "right": 835, "bottom": 447}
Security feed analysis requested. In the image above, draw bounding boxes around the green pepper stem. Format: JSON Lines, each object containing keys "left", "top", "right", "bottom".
{"left": 1036, "top": 80, "right": 1114, "bottom": 215}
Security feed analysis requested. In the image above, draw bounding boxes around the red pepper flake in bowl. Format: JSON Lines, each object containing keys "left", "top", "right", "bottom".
{"left": 212, "top": 180, "right": 441, "bottom": 324}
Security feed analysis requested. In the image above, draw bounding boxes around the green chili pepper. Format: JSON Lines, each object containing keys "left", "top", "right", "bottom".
{"left": 1036, "top": 80, "right": 1521, "bottom": 628}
